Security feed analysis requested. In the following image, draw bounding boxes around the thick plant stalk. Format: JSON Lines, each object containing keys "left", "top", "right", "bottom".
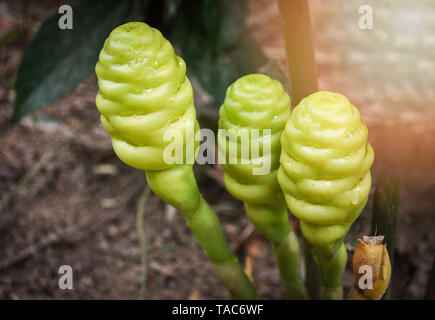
{"left": 347, "top": 236, "right": 391, "bottom": 300}
{"left": 303, "top": 239, "right": 321, "bottom": 299}
{"left": 370, "top": 175, "right": 400, "bottom": 298}
{"left": 277, "top": 0, "right": 318, "bottom": 105}
{"left": 218, "top": 74, "right": 306, "bottom": 299}
{"left": 278, "top": 91, "right": 374, "bottom": 299}
{"left": 277, "top": 0, "right": 321, "bottom": 298}
{"left": 136, "top": 185, "right": 151, "bottom": 300}
{"left": 95, "top": 22, "right": 257, "bottom": 299}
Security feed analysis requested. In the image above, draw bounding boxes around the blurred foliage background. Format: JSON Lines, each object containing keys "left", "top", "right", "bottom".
{"left": 11, "top": 0, "right": 288, "bottom": 124}
{"left": 0, "top": 0, "right": 433, "bottom": 299}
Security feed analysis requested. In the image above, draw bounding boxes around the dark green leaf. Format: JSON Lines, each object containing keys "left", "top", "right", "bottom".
{"left": 219, "top": 0, "right": 245, "bottom": 49}
{"left": 164, "top": 0, "right": 182, "bottom": 20}
{"left": 425, "top": 258, "right": 435, "bottom": 300}
{"left": 13, "top": 0, "right": 147, "bottom": 122}
{"left": 170, "top": 0, "right": 288, "bottom": 108}
{"left": 228, "top": 34, "right": 290, "bottom": 93}
{"left": 304, "top": 239, "right": 321, "bottom": 300}
{"left": 203, "top": 0, "right": 222, "bottom": 58}
{"left": 371, "top": 174, "right": 401, "bottom": 267}
{"left": 370, "top": 175, "right": 400, "bottom": 299}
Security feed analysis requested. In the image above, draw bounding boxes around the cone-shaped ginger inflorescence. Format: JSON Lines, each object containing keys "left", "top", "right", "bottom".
{"left": 94, "top": 22, "right": 258, "bottom": 300}
{"left": 95, "top": 22, "right": 198, "bottom": 171}
{"left": 278, "top": 91, "right": 374, "bottom": 249}
{"left": 218, "top": 74, "right": 307, "bottom": 299}
{"left": 219, "top": 74, "right": 291, "bottom": 206}
{"left": 348, "top": 235, "right": 391, "bottom": 300}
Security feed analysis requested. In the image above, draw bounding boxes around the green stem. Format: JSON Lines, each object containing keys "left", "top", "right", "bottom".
{"left": 146, "top": 165, "right": 258, "bottom": 300}
{"left": 304, "top": 239, "right": 321, "bottom": 299}
{"left": 425, "top": 258, "right": 435, "bottom": 300}
{"left": 244, "top": 202, "right": 307, "bottom": 299}
{"left": 277, "top": 0, "right": 319, "bottom": 105}
{"left": 312, "top": 241, "right": 347, "bottom": 300}
{"left": 136, "top": 185, "right": 151, "bottom": 300}
{"left": 371, "top": 174, "right": 400, "bottom": 299}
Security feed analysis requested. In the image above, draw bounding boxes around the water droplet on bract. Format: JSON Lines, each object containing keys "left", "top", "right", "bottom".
{"left": 351, "top": 188, "right": 360, "bottom": 205}
{"left": 293, "top": 163, "right": 302, "bottom": 174}
{"left": 304, "top": 113, "right": 311, "bottom": 121}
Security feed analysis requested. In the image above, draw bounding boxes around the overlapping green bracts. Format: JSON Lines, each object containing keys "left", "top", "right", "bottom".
{"left": 278, "top": 91, "right": 374, "bottom": 248}
{"left": 219, "top": 74, "right": 306, "bottom": 299}
{"left": 278, "top": 91, "right": 374, "bottom": 299}
{"left": 95, "top": 22, "right": 257, "bottom": 300}
{"left": 219, "top": 74, "right": 290, "bottom": 204}
{"left": 95, "top": 22, "right": 197, "bottom": 171}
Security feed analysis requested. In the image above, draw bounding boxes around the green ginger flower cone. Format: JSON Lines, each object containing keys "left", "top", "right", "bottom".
{"left": 218, "top": 74, "right": 307, "bottom": 299}
{"left": 95, "top": 22, "right": 257, "bottom": 299}
{"left": 278, "top": 91, "right": 374, "bottom": 299}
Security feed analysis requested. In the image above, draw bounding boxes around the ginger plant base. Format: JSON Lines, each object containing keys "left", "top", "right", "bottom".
{"left": 245, "top": 202, "right": 307, "bottom": 299}
{"left": 147, "top": 165, "right": 258, "bottom": 300}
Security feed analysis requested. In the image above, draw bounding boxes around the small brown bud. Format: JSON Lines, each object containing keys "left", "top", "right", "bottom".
{"left": 347, "top": 235, "right": 391, "bottom": 300}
